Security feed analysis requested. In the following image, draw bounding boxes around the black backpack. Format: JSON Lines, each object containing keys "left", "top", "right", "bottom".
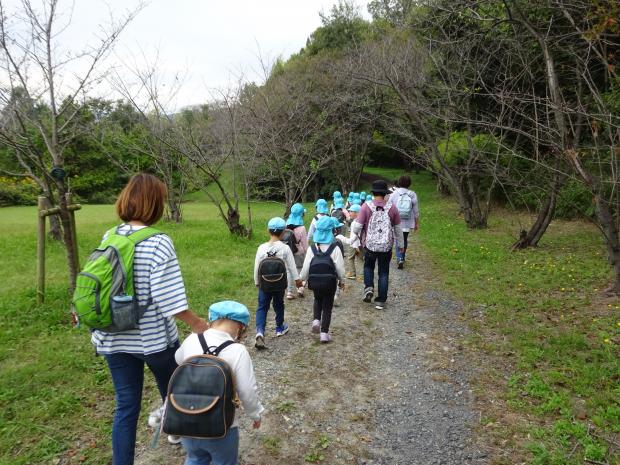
{"left": 258, "top": 250, "right": 288, "bottom": 292}
{"left": 280, "top": 228, "right": 298, "bottom": 255}
{"left": 331, "top": 208, "right": 346, "bottom": 224}
{"left": 162, "top": 334, "right": 238, "bottom": 439}
{"left": 307, "top": 244, "right": 338, "bottom": 292}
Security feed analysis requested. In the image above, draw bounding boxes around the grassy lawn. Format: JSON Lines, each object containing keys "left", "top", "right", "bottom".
{"left": 409, "top": 171, "right": 620, "bottom": 464}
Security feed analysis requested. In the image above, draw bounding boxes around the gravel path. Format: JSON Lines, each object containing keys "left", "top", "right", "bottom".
{"left": 134, "top": 246, "right": 489, "bottom": 465}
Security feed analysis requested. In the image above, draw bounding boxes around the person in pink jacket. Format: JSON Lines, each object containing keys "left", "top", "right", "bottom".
{"left": 285, "top": 203, "right": 308, "bottom": 299}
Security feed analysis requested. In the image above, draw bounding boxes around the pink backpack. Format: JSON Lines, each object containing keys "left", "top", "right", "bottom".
{"left": 365, "top": 201, "right": 394, "bottom": 252}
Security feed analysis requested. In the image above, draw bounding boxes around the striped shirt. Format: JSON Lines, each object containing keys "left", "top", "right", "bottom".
{"left": 91, "top": 224, "right": 188, "bottom": 355}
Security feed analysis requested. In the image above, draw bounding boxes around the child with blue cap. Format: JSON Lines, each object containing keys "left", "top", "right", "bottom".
{"left": 300, "top": 216, "right": 345, "bottom": 343}
{"left": 307, "top": 199, "right": 329, "bottom": 243}
{"left": 359, "top": 192, "right": 367, "bottom": 204}
{"left": 254, "top": 217, "right": 302, "bottom": 349}
{"left": 344, "top": 204, "right": 363, "bottom": 278}
{"left": 175, "top": 301, "right": 264, "bottom": 465}
{"left": 285, "top": 203, "right": 308, "bottom": 299}
{"left": 345, "top": 192, "right": 355, "bottom": 209}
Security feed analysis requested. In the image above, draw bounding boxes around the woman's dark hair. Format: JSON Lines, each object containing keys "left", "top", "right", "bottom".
{"left": 398, "top": 175, "right": 411, "bottom": 188}
{"left": 116, "top": 173, "right": 167, "bottom": 226}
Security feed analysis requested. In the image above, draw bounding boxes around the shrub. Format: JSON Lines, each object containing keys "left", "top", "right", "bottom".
{"left": 0, "top": 176, "right": 39, "bottom": 206}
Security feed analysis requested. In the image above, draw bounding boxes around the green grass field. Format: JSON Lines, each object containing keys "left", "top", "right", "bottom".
{"left": 0, "top": 171, "right": 618, "bottom": 464}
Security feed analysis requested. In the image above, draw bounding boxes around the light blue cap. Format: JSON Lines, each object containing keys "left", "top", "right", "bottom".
{"left": 315, "top": 199, "right": 329, "bottom": 214}
{"left": 208, "top": 300, "right": 250, "bottom": 326}
{"left": 268, "top": 217, "right": 286, "bottom": 231}
{"left": 287, "top": 203, "right": 306, "bottom": 226}
{"left": 334, "top": 198, "right": 345, "bottom": 209}
{"left": 360, "top": 192, "right": 367, "bottom": 201}
{"left": 353, "top": 192, "right": 360, "bottom": 199}
{"left": 330, "top": 216, "right": 344, "bottom": 229}
{"left": 313, "top": 215, "right": 335, "bottom": 244}
{"left": 348, "top": 204, "right": 361, "bottom": 212}
{"left": 352, "top": 198, "right": 361, "bottom": 206}
{"left": 347, "top": 192, "right": 354, "bottom": 201}
{"left": 333, "top": 191, "right": 342, "bottom": 199}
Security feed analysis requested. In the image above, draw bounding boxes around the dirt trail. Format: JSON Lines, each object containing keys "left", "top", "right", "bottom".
{"left": 135, "top": 247, "right": 489, "bottom": 465}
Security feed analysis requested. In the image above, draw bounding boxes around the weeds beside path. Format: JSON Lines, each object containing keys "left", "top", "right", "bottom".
{"left": 135, "top": 244, "right": 488, "bottom": 465}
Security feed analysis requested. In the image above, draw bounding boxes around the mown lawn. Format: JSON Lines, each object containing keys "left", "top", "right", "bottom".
{"left": 407, "top": 171, "right": 620, "bottom": 464}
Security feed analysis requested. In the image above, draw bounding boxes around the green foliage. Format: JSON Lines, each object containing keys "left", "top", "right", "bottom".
{"left": 0, "top": 176, "right": 39, "bottom": 206}
{"left": 302, "top": 0, "right": 372, "bottom": 57}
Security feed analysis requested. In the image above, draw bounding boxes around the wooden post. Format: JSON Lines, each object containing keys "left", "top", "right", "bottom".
{"left": 37, "top": 196, "right": 46, "bottom": 305}
{"left": 66, "top": 193, "right": 80, "bottom": 271}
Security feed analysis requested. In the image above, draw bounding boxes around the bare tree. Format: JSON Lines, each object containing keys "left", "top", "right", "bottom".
{"left": 0, "top": 0, "right": 142, "bottom": 290}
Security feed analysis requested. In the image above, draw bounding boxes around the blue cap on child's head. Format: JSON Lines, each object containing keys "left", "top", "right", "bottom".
{"left": 347, "top": 192, "right": 354, "bottom": 201}
{"left": 267, "top": 217, "right": 286, "bottom": 231}
{"left": 348, "top": 204, "right": 361, "bottom": 212}
{"left": 209, "top": 301, "right": 250, "bottom": 326}
{"left": 315, "top": 199, "right": 329, "bottom": 214}
{"left": 333, "top": 191, "right": 342, "bottom": 199}
{"left": 313, "top": 216, "right": 335, "bottom": 244}
{"left": 334, "top": 198, "right": 345, "bottom": 209}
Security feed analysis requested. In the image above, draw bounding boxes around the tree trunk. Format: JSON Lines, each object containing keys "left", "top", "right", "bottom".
{"left": 593, "top": 194, "right": 620, "bottom": 294}
{"left": 42, "top": 195, "right": 63, "bottom": 241}
{"left": 512, "top": 170, "right": 564, "bottom": 250}
{"left": 167, "top": 194, "right": 183, "bottom": 223}
{"left": 57, "top": 190, "right": 79, "bottom": 293}
{"left": 226, "top": 207, "right": 250, "bottom": 238}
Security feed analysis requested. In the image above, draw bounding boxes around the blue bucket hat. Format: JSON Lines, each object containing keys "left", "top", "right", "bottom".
{"left": 333, "top": 190, "right": 342, "bottom": 199}
{"left": 267, "top": 217, "right": 286, "bottom": 231}
{"left": 315, "top": 199, "right": 329, "bottom": 214}
{"left": 287, "top": 203, "right": 306, "bottom": 226}
{"left": 360, "top": 191, "right": 367, "bottom": 201}
{"left": 334, "top": 198, "right": 345, "bottom": 209}
{"left": 313, "top": 215, "right": 335, "bottom": 244}
{"left": 347, "top": 192, "right": 355, "bottom": 202}
{"left": 348, "top": 204, "right": 361, "bottom": 213}
{"left": 208, "top": 300, "right": 250, "bottom": 326}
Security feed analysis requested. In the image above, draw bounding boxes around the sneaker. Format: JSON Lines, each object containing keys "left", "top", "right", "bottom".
{"left": 147, "top": 405, "right": 164, "bottom": 428}
{"left": 397, "top": 260, "right": 404, "bottom": 270}
{"left": 311, "top": 319, "right": 320, "bottom": 334}
{"left": 320, "top": 332, "right": 331, "bottom": 343}
{"left": 286, "top": 291, "right": 295, "bottom": 300}
{"left": 375, "top": 301, "right": 386, "bottom": 310}
{"left": 297, "top": 287, "right": 305, "bottom": 298}
{"left": 275, "top": 323, "right": 289, "bottom": 337}
{"left": 346, "top": 272, "right": 356, "bottom": 280}
{"left": 255, "top": 333, "right": 266, "bottom": 350}
{"left": 167, "top": 435, "right": 182, "bottom": 445}
{"left": 333, "top": 296, "right": 340, "bottom": 307}
{"left": 363, "top": 287, "right": 374, "bottom": 303}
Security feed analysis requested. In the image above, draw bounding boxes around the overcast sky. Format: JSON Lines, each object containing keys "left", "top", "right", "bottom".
{"left": 5, "top": 0, "right": 371, "bottom": 110}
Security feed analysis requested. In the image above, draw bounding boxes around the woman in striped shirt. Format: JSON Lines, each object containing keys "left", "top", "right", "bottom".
{"left": 92, "top": 173, "right": 208, "bottom": 465}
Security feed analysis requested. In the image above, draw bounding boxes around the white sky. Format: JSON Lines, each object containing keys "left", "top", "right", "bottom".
{"left": 2, "top": 0, "right": 371, "bottom": 110}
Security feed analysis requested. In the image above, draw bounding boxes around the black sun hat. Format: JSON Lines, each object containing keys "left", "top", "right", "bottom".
{"left": 370, "top": 180, "right": 389, "bottom": 196}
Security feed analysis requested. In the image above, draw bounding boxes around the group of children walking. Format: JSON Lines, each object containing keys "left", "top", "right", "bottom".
{"left": 90, "top": 172, "right": 418, "bottom": 465}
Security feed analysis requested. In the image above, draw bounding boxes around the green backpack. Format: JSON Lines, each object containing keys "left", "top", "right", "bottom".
{"left": 72, "top": 226, "right": 161, "bottom": 332}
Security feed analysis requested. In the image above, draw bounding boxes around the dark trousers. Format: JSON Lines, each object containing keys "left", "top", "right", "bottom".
{"left": 256, "top": 288, "right": 285, "bottom": 334}
{"left": 313, "top": 285, "right": 337, "bottom": 333}
{"left": 396, "top": 231, "right": 410, "bottom": 262}
{"left": 103, "top": 342, "right": 179, "bottom": 465}
{"left": 364, "top": 248, "right": 392, "bottom": 303}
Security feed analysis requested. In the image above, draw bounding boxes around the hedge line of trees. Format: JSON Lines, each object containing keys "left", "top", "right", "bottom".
{"left": 0, "top": 0, "right": 619, "bottom": 291}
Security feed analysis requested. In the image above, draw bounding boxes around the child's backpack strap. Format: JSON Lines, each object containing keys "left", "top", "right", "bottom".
{"left": 198, "top": 333, "right": 237, "bottom": 356}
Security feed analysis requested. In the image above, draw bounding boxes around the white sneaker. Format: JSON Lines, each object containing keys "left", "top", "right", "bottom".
{"left": 147, "top": 405, "right": 164, "bottom": 428}
{"left": 286, "top": 291, "right": 296, "bottom": 300}
{"left": 297, "top": 287, "right": 305, "bottom": 298}
{"left": 167, "top": 435, "right": 182, "bottom": 445}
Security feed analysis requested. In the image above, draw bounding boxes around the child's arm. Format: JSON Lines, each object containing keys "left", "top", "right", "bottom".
{"left": 253, "top": 248, "right": 262, "bottom": 286}
{"left": 234, "top": 348, "right": 265, "bottom": 425}
{"left": 299, "top": 247, "right": 313, "bottom": 282}
{"left": 283, "top": 247, "right": 302, "bottom": 286}
{"left": 332, "top": 247, "right": 346, "bottom": 281}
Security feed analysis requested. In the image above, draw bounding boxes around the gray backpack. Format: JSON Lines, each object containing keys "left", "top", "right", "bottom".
{"left": 365, "top": 201, "right": 394, "bottom": 252}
